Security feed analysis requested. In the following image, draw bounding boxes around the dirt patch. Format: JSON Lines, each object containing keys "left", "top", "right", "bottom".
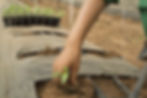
{"left": 36, "top": 77, "right": 147, "bottom": 98}
{"left": 37, "top": 77, "right": 95, "bottom": 98}
{"left": 91, "top": 77, "right": 134, "bottom": 98}
{"left": 93, "top": 77, "right": 147, "bottom": 98}
{"left": 86, "top": 14, "right": 145, "bottom": 68}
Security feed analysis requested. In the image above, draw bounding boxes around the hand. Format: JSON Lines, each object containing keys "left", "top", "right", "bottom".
{"left": 53, "top": 46, "right": 81, "bottom": 85}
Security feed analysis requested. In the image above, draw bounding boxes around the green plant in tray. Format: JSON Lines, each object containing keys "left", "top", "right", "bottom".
{"left": 3, "top": 4, "right": 65, "bottom": 17}
{"left": 3, "top": 4, "right": 31, "bottom": 16}
{"left": 56, "top": 10, "right": 65, "bottom": 17}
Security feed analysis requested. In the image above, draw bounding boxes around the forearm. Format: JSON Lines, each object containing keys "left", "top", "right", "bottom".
{"left": 66, "top": 0, "right": 106, "bottom": 48}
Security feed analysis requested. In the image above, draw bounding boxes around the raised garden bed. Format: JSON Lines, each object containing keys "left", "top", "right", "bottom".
{"left": 3, "top": 4, "right": 64, "bottom": 27}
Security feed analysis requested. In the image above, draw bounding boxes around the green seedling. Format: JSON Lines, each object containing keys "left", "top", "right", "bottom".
{"left": 3, "top": 4, "right": 65, "bottom": 17}
{"left": 53, "top": 67, "right": 69, "bottom": 85}
{"left": 36, "top": 8, "right": 53, "bottom": 16}
{"left": 32, "top": 6, "right": 42, "bottom": 15}
{"left": 3, "top": 4, "right": 31, "bottom": 16}
{"left": 56, "top": 10, "right": 65, "bottom": 17}
{"left": 61, "top": 67, "right": 69, "bottom": 84}
{"left": 23, "top": 6, "right": 31, "bottom": 15}
{"left": 47, "top": 8, "right": 55, "bottom": 16}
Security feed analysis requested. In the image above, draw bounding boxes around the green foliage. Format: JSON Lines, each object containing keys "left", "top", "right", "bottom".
{"left": 53, "top": 67, "right": 69, "bottom": 85}
{"left": 3, "top": 4, "right": 64, "bottom": 17}
{"left": 56, "top": 11, "right": 65, "bottom": 17}
{"left": 61, "top": 67, "right": 69, "bottom": 84}
{"left": 3, "top": 4, "right": 31, "bottom": 16}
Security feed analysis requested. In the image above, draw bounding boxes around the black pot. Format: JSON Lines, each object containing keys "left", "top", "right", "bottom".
{"left": 3, "top": 15, "right": 60, "bottom": 27}
{"left": 3, "top": 17, "right": 13, "bottom": 26}
{"left": 43, "top": 16, "right": 60, "bottom": 26}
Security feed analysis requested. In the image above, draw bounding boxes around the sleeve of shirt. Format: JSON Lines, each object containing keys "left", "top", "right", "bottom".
{"left": 104, "top": 0, "right": 119, "bottom": 4}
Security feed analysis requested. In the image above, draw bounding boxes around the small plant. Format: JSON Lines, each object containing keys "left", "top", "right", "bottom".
{"left": 53, "top": 67, "right": 69, "bottom": 85}
{"left": 3, "top": 4, "right": 31, "bottom": 16}
{"left": 3, "top": 4, "right": 63, "bottom": 26}
{"left": 3, "top": 4, "right": 64, "bottom": 18}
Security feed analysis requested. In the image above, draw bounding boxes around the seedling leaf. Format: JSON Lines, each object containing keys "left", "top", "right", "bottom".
{"left": 61, "top": 67, "right": 69, "bottom": 84}
{"left": 3, "top": 4, "right": 65, "bottom": 17}
{"left": 61, "top": 71, "right": 69, "bottom": 84}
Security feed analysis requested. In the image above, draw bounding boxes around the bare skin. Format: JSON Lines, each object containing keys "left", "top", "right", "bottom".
{"left": 53, "top": 0, "right": 106, "bottom": 85}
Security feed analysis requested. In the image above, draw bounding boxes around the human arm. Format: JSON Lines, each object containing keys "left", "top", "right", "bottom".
{"left": 53, "top": 0, "right": 106, "bottom": 85}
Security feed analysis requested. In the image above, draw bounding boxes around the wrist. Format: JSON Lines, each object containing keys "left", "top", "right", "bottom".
{"left": 65, "top": 33, "right": 84, "bottom": 49}
{"left": 65, "top": 38, "right": 82, "bottom": 49}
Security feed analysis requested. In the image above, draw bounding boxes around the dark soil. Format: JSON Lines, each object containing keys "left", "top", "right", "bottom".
{"left": 92, "top": 77, "right": 147, "bottom": 98}
{"left": 36, "top": 76, "right": 147, "bottom": 98}
{"left": 37, "top": 77, "right": 95, "bottom": 98}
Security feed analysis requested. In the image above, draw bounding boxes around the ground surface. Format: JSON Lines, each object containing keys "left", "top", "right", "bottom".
{"left": 93, "top": 77, "right": 147, "bottom": 98}
{"left": 37, "top": 77, "right": 147, "bottom": 98}
{"left": 61, "top": 11, "right": 145, "bottom": 67}
{"left": 86, "top": 13, "right": 145, "bottom": 68}
{"left": 37, "top": 77, "right": 95, "bottom": 98}
{"left": 0, "top": 0, "right": 146, "bottom": 98}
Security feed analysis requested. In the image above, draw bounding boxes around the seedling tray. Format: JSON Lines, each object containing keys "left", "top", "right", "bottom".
{"left": 3, "top": 4, "right": 64, "bottom": 27}
{"left": 3, "top": 16, "right": 60, "bottom": 27}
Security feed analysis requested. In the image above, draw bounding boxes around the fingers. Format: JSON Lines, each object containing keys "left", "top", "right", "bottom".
{"left": 52, "top": 49, "right": 80, "bottom": 85}
{"left": 53, "top": 58, "right": 71, "bottom": 85}
{"left": 69, "top": 61, "right": 79, "bottom": 85}
{"left": 53, "top": 61, "right": 78, "bottom": 85}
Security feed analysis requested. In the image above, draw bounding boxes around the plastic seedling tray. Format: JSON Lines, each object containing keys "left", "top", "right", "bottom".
{"left": 3, "top": 16, "right": 60, "bottom": 27}
{"left": 3, "top": 4, "right": 64, "bottom": 27}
